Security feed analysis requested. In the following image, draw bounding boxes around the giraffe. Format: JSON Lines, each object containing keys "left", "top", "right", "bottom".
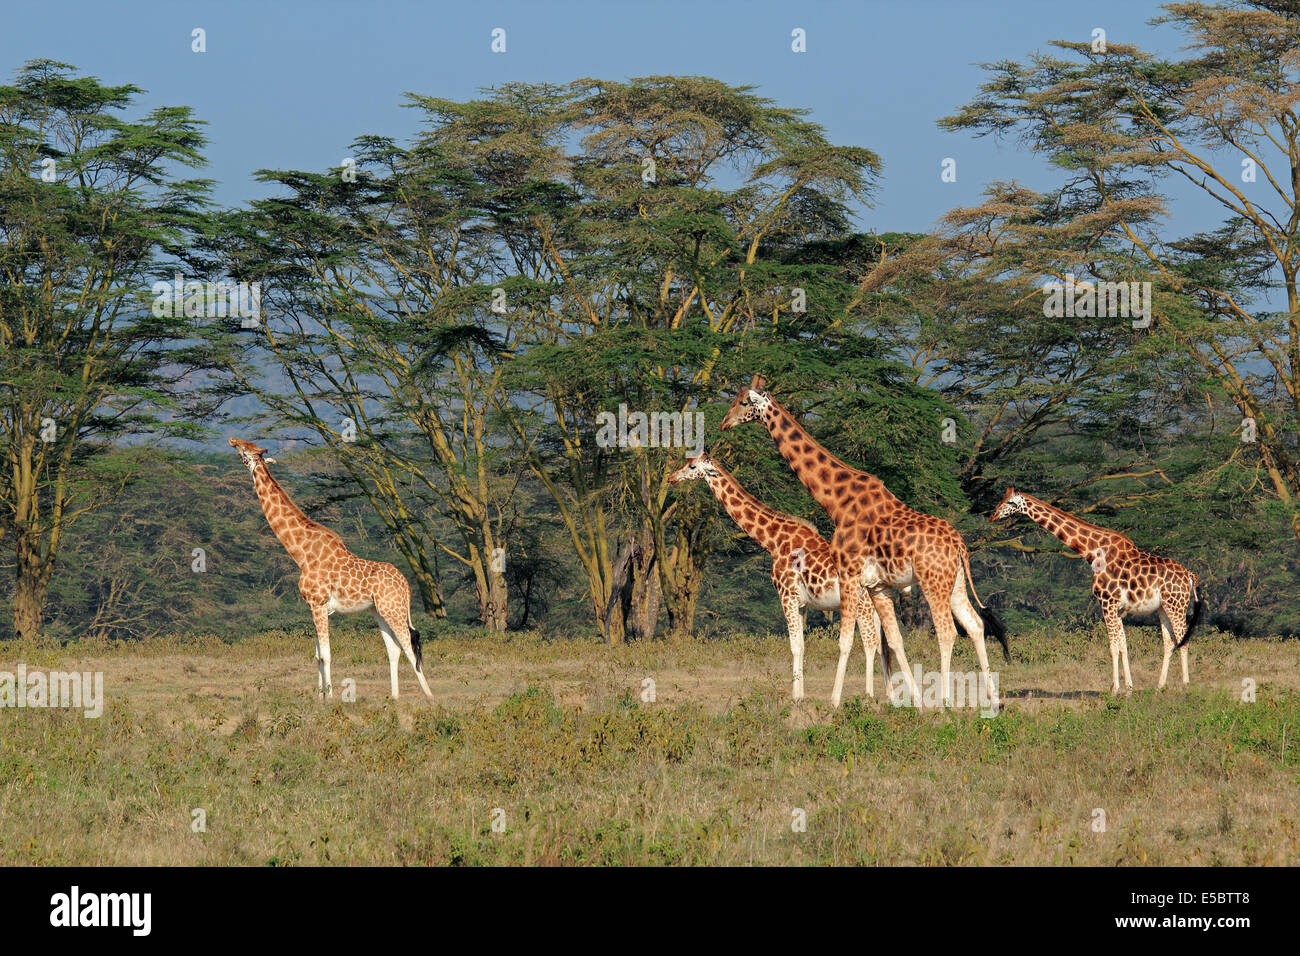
{"left": 228, "top": 437, "right": 434, "bottom": 701}
{"left": 720, "top": 375, "right": 1009, "bottom": 709}
{"left": 991, "top": 487, "right": 1204, "bottom": 693}
{"left": 669, "top": 453, "right": 901, "bottom": 702}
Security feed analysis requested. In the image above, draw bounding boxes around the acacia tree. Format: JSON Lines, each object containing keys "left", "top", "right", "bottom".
{"left": 211, "top": 96, "right": 576, "bottom": 628}
{"left": 219, "top": 76, "right": 967, "bottom": 643}
{"left": 0, "top": 60, "right": 216, "bottom": 640}
{"left": 942, "top": 0, "right": 1300, "bottom": 543}
{"left": 495, "top": 76, "right": 891, "bottom": 642}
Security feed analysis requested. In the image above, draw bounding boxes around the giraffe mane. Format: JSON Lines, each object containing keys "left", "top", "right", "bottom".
{"left": 707, "top": 459, "right": 822, "bottom": 535}
{"left": 1020, "top": 490, "right": 1134, "bottom": 546}
{"left": 259, "top": 466, "right": 347, "bottom": 547}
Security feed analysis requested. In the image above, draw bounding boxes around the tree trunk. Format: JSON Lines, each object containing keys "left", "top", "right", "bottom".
{"left": 664, "top": 545, "right": 705, "bottom": 640}
{"left": 596, "top": 536, "right": 637, "bottom": 645}
{"left": 661, "top": 512, "right": 711, "bottom": 640}
{"left": 412, "top": 563, "right": 448, "bottom": 618}
{"left": 12, "top": 536, "right": 50, "bottom": 641}
{"left": 479, "top": 569, "right": 509, "bottom": 631}
{"left": 470, "top": 528, "right": 509, "bottom": 631}
{"left": 625, "top": 518, "right": 660, "bottom": 641}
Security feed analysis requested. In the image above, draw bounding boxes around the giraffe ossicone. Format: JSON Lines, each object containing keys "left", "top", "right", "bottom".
{"left": 228, "top": 436, "right": 434, "bottom": 702}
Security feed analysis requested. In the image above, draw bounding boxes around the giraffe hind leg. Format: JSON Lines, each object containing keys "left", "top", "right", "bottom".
{"left": 1157, "top": 607, "right": 1176, "bottom": 690}
{"left": 951, "top": 570, "right": 996, "bottom": 707}
{"left": 376, "top": 583, "right": 434, "bottom": 701}
{"left": 871, "top": 590, "right": 918, "bottom": 708}
{"left": 1162, "top": 600, "right": 1191, "bottom": 688}
{"left": 376, "top": 621, "right": 402, "bottom": 699}
{"left": 922, "top": 577, "right": 960, "bottom": 708}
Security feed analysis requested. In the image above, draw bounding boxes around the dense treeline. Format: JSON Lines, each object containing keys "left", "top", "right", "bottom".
{"left": 3, "top": 2, "right": 1300, "bottom": 643}
{"left": 2, "top": 435, "right": 1296, "bottom": 643}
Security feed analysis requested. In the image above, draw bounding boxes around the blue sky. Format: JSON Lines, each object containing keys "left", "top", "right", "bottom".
{"left": 2, "top": 0, "right": 1201, "bottom": 231}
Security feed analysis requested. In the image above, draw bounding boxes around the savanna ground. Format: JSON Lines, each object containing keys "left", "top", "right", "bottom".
{"left": 1, "top": 621, "right": 1297, "bottom": 865}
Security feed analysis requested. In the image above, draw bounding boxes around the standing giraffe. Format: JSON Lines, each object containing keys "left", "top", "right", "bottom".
{"left": 669, "top": 453, "right": 900, "bottom": 702}
{"left": 991, "top": 487, "right": 1204, "bottom": 693}
{"left": 228, "top": 437, "right": 433, "bottom": 701}
{"left": 720, "top": 376, "right": 1008, "bottom": 709}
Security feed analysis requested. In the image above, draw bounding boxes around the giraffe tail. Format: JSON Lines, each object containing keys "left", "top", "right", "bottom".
{"left": 980, "top": 607, "right": 1011, "bottom": 662}
{"left": 962, "top": 546, "right": 1011, "bottom": 661}
{"left": 1178, "top": 573, "right": 1204, "bottom": 649}
{"left": 408, "top": 615, "right": 424, "bottom": 671}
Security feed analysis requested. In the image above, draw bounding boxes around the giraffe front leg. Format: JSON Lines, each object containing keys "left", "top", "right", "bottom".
{"left": 781, "top": 593, "right": 805, "bottom": 701}
{"left": 830, "top": 568, "right": 860, "bottom": 709}
{"left": 311, "top": 605, "right": 333, "bottom": 700}
{"left": 859, "top": 598, "right": 882, "bottom": 700}
{"left": 1103, "top": 609, "right": 1124, "bottom": 695}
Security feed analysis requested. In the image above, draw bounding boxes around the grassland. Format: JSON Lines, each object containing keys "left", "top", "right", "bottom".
{"left": 1, "top": 621, "right": 1297, "bottom": 865}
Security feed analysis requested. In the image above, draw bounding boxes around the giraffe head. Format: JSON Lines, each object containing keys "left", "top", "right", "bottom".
{"left": 668, "top": 453, "right": 720, "bottom": 485}
{"left": 991, "top": 487, "right": 1028, "bottom": 522}
{"left": 228, "top": 436, "right": 276, "bottom": 474}
{"left": 719, "top": 374, "right": 772, "bottom": 431}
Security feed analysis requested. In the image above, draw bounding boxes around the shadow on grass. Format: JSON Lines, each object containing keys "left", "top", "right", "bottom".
{"left": 1001, "top": 688, "right": 1105, "bottom": 700}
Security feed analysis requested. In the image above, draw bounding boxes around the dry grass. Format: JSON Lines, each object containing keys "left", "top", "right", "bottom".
{"left": 0, "top": 622, "right": 1297, "bottom": 865}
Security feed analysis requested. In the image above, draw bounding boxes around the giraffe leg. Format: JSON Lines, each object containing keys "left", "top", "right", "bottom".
{"left": 1157, "top": 607, "right": 1175, "bottom": 691}
{"left": 859, "top": 597, "right": 883, "bottom": 699}
{"left": 923, "top": 581, "right": 960, "bottom": 708}
{"left": 1120, "top": 624, "right": 1134, "bottom": 690}
{"left": 871, "top": 590, "right": 918, "bottom": 708}
{"left": 1164, "top": 599, "right": 1191, "bottom": 688}
{"left": 400, "top": 633, "right": 435, "bottom": 700}
{"left": 830, "top": 569, "right": 860, "bottom": 709}
{"left": 376, "top": 582, "right": 434, "bottom": 700}
{"left": 1102, "top": 608, "right": 1125, "bottom": 695}
{"left": 311, "top": 604, "right": 332, "bottom": 700}
{"left": 951, "top": 570, "right": 995, "bottom": 707}
{"left": 781, "top": 591, "right": 805, "bottom": 701}
{"left": 378, "top": 623, "right": 402, "bottom": 699}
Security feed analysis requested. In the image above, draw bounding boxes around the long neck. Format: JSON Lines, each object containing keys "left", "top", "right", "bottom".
{"left": 760, "top": 397, "right": 898, "bottom": 522}
{"left": 251, "top": 466, "right": 339, "bottom": 567}
{"left": 704, "top": 464, "right": 809, "bottom": 554}
{"left": 1018, "top": 493, "right": 1119, "bottom": 557}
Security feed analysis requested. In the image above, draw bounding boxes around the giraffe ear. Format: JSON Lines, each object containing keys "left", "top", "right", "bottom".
{"left": 264, "top": 457, "right": 276, "bottom": 465}
{"left": 751, "top": 374, "right": 767, "bottom": 393}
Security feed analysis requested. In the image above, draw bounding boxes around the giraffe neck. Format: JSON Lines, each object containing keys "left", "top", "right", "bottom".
{"left": 1017, "top": 493, "right": 1120, "bottom": 557}
{"left": 704, "top": 463, "right": 813, "bottom": 554}
{"left": 760, "top": 397, "right": 898, "bottom": 522}
{"left": 250, "top": 465, "right": 342, "bottom": 568}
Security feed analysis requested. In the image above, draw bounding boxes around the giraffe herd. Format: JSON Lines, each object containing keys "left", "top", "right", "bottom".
{"left": 228, "top": 373, "right": 1206, "bottom": 707}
